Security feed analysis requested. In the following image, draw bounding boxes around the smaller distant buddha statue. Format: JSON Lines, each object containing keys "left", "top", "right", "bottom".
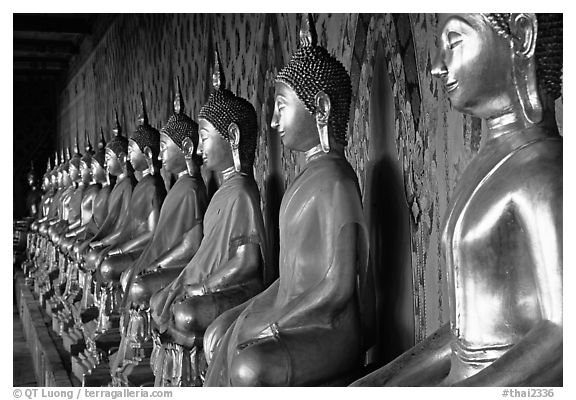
{"left": 351, "top": 13, "right": 562, "bottom": 387}
{"left": 203, "top": 14, "right": 375, "bottom": 387}
{"left": 148, "top": 51, "right": 270, "bottom": 386}
{"left": 25, "top": 161, "right": 43, "bottom": 220}
{"left": 64, "top": 129, "right": 110, "bottom": 251}
{"left": 109, "top": 77, "right": 209, "bottom": 387}
{"left": 75, "top": 111, "right": 136, "bottom": 264}
{"left": 24, "top": 159, "right": 52, "bottom": 279}
{"left": 67, "top": 113, "right": 138, "bottom": 385}
{"left": 76, "top": 93, "right": 167, "bottom": 386}
{"left": 25, "top": 157, "right": 56, "bottom": 280}
{"left": 96, "top": 91, "right": 167, "bottom": 309}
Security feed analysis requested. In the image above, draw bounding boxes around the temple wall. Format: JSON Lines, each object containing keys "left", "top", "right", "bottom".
{"left": 55, "top": 13, "right": 552, "bottom": 363}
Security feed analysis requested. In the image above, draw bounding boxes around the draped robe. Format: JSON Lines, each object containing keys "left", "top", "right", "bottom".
{"left": 121, "top": 173, "right": 209, "bottom": 307}
{"left": 205, "top": 153, "right": 375, "bottom": 386}
{"left": 151, "top": 173, "right": 270, "bottom": 331}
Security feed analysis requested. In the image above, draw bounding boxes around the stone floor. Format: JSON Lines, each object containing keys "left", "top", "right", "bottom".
{"left": 13, "top": 302, "right": 37, "bottom": 386}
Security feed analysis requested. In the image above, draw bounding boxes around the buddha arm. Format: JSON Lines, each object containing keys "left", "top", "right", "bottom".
{"left": 454, "top": 320, "right": 561, "bottom": 386}
{"left": 110, "top": 209, "right": 160, "bottom": 255}
{"left": 351, "top": 324, "right": 453, "bottom": 386}
{"left": 456, "top": 190, "right": 562, "bottom": 387}
{"left": 66, "top": 225, "right": 87, "bottom": 238}
{"left": 185, "top": 242, "right": 261, "bottom": 295}
{"left": 274, "top": 223, "right": 359, "bottom": 331}
{"left": 68, "top": 219, "right": 82, "bottom": 230}
{"left": 147, "top": 223, "right": 203, "bottom": 270}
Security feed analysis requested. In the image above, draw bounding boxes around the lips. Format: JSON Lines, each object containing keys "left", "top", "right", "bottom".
{"left": 278, "top": 131, "right": 285, "bottom": 138}
{"left": 446, "top": 80, "right": 458, "bottom": 93}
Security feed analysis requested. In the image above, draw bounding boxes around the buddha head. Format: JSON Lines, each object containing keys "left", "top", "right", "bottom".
{"left": 106, "top": 109, "right": 131, "bottom": 177}
{"left": 159, "top": 76, "right": 200, "bottom": 174}
{"left": 42, "top": 159, "right": 51, "bottom": 191}
{"left": 27, "top": 161, "right": 37, "bottom": 189}
{"left": 50, "top": 152, "right": 59, "bottom": 187}
{"left": 129, "top": 91, "right": 161, "bottom": 173}
{"left": 92, "top": 127, "right": 108, "bottom": 183}
{"left": 80, "top": 131, "right": 95, "bottom": 184}
{"left": 431, "top": 13, "right": 562, "bottom": 124}
{"left": 68, "top": 135, "right": 83, "bottom": 183}
{"left": 272, "top": 13, "right": 352, "bottom": 154}
{"left": 197, "top": 48, "right": 258, "bottom": 173}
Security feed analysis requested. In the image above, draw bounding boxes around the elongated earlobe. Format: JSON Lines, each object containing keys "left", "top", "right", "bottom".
{"left": 228, "top": 123, "right": 241, "bottom": 172}
{"left": 315, "top": 91, "right": 331, "bottom": 153}
{"left": 510, "top": 13, "right": 542, "bottom": 124}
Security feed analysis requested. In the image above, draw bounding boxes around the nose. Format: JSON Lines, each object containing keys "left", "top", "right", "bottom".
{"left": 196, "top": 140, "right": 203, "bottom": 157}
{"left": 270, "top": 109, "right": 280, "bottom": 130}
{"left": 431, "top": 50, "right": 448, "bottom": 79}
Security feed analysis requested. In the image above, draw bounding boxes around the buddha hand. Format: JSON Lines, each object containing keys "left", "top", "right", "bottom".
{"left": 184, "top": 283, "right": 205, "bottom": 297}
{"left": 90, "top": 241, "right": 104, "bottom": 249}
{"left": 236, "top": 322, "right": 279, "bottom": 351}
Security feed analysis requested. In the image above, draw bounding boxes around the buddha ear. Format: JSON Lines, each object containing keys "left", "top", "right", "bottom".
{"left": 314, "top": 90, "right": 331, "bottom": 125}
{"left": 509, "top": 13, "right": 542, "bottom": 124}
{"left": 118, "top": 152, "right": 127, "bottom": 165}
{"left": 228, "top": 123, "right": 242, "bottom": 172}
{"left": 143, "top": 146, "right": 153, "bottom": 160}
{"left": 509, "top": 13, "right": 537, "bottom": 59}
{"left": 227, "top": 123, "right": 240, "bottom": 148}
{"left": 181, "top": 137, "right": 194, "bottom": 158}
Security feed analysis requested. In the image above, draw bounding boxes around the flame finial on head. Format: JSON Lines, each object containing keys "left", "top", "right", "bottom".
{"left": 74, "top": 131, "right": 81, "bottom": 155}
{"left": 212, "top": 46, "right": 226, "bottom": 91}
{"left": 99, "top": 127, "right": 107, "bottom": 149}
{"left": 137, "top": 91, "right": 149, "bottom": 126}
{"left": 85, "top": 130, "right": 93, "bottom": 152}
{"left": 113, "top": 109, "right": 123, "bottom": 136}
{"left": 299, "top": 13, "right": 317, "bottom": 47}
{"left": 54, "top": 151, "right": 59, "bottom": 166}
{"left": 174, "top": 76, "right": 185, "bottom": 114}
{"left": 63, "top": 147, "right": 70, "bottom": 162}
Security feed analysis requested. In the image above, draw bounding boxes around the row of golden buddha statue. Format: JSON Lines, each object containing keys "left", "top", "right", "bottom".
{"left": 20, "top": 13, "right": 562, "bottom": 386}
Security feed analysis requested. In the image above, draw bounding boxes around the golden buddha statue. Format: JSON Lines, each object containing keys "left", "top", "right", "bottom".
{"left": 74, "top": 112, "right": 136, "bottom": 264}
{"left": 96, "top": 92, "right": 167, "bottom": 303}
{"left": 25, "top": 161, "right": 43, "bottom": 219}
{"left": 203, "top": 14, "right": 375, "bottom": 386}
{"left": 148, "top": 52, "right": 271, "bottom": 386}
{"left": 75, "top": 94, "right": 167, "bottom": 386}
{"left": 109, "top": 77, "right": 209, "bottom": 387}
{"left": 351, "top": 13, "right": 562, "bottom": 387}
{"left": 24, "top": 159, "right": 51, "bottom": 279}
{"left": 65, "top": 129, "right": 110, "bottom": 248}
{"left": 25, "top": 157, "right": 56, "bottom": 282}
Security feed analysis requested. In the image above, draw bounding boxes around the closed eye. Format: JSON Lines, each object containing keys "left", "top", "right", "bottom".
{"left": 447, "top": 31, "right": 463, "bottom": 50}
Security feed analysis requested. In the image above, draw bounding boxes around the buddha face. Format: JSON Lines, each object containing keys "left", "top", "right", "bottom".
{"left": 105, "top": 148, "right": 123, "bottom": 176}
{"left": 80, "top": 160, "right": 92, "bottom": 183}
{"left": 432, "top": 14, "right": 515, "bottom": 118}
{"left": 197, "top": 118, "right": 233, "bottom": 172}
{"left": 271, "top": 82, "right": 318, "bottom": 152}
{"left": 91, "top": 160, "right": 106, "bottom": 183}
{"left": 159, "top": 133, "right": 185, "bottom": 174}
{"left": 27, "top": 173, "right": 36, "bottom": 188}
{"left": 69, "top": 164, "right": 80, "bottom": 182}
{"left": 128, "top": 139, "right": 148, "bottom": 171}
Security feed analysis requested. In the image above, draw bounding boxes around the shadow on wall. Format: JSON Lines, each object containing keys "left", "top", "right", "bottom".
{"left": 366, "top": 37, "right": 414, "bottom": 365}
